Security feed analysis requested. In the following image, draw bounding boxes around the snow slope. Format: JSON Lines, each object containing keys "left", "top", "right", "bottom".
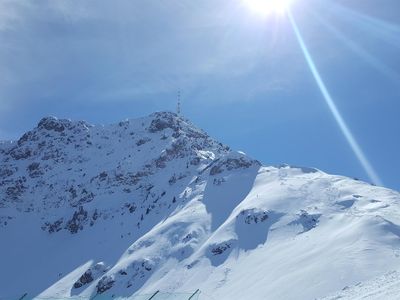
{"left": 319, "top": 271, "right": 400, "bottom": 300}
{"left": 1, "top": 112, "right": 399, "bottom": 300}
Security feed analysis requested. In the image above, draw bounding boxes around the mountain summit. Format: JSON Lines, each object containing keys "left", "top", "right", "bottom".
{"left": 1, "top": 112, "right": 399, "bottom": 299}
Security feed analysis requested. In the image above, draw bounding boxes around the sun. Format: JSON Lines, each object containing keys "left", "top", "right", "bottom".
{"left": 242, "top": 0, "right": 293, "bottom": 16}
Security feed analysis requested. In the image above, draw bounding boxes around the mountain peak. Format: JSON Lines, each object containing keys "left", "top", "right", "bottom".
{"left": 1, "top": 112, "right": 399, "bottom": 300}
{"left": 37, "top": 116, "right": 70, "bottom": 132}
{"left": 36, "top": 116, "right": 92, "bottom": 133}
{"left": 0, "top": 112, "right": 248, "bottom": 213}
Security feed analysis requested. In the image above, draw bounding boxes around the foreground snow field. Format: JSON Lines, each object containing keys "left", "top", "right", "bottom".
{"left": 1, "top": 112, "right": 399, "bottom": 299}
{"left": 319, "top": 271, "right": 400, "bottom": 300}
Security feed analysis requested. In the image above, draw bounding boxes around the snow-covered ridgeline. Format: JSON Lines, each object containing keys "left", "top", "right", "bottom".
{"left": 0, "top": 112, "right": 399, "bottom": 300}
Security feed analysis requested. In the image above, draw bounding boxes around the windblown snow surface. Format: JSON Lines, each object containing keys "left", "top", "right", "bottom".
{"left": 319, "top": 271, "right": 400, "bottom": 300}
{"left": 1, "top": 112, "right": 399, "bottom": 300}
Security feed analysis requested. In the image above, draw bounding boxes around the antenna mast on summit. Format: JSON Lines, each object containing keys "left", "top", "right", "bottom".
{"left": 177, "top": 90, "right": 181, "bottom": 115}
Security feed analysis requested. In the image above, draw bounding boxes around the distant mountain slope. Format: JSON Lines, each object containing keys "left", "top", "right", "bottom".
{"left": 1, "top": 112, "right": 399, "bottom": 300}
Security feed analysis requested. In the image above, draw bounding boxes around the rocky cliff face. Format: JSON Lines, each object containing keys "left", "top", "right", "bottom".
{"left": 0, "top": 112, "right": 256, "bottom": 231}
{"left": 0, "top": 112, "right": 399, "bottom": 300}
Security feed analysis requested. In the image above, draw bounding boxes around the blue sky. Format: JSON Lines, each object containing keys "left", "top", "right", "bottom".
{"left": 0, "top": 0, "right": 399, "bottom": 190}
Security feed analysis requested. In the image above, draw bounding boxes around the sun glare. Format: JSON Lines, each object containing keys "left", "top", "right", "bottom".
{"left": 243, "top": 0, "right": 293, "bottom": 16}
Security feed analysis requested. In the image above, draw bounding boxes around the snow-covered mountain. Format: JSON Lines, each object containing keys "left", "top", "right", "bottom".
{"left": 1, "top": 111, "right": 399, "bottom": 300}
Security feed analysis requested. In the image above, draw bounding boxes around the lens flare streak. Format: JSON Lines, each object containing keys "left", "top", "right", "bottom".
{"left": 328, "top": 1, "right": 400, "bottom": 48}
{"left": 310, "top": 11, "right": 400, "bottom": 84}
{"left": 287, "top": 10, "right": 383, "bottom": 186}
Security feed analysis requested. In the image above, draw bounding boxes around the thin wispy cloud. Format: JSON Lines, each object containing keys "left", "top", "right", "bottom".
{"left": 0, "top": 0, "right": 298, "bottom": 111}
